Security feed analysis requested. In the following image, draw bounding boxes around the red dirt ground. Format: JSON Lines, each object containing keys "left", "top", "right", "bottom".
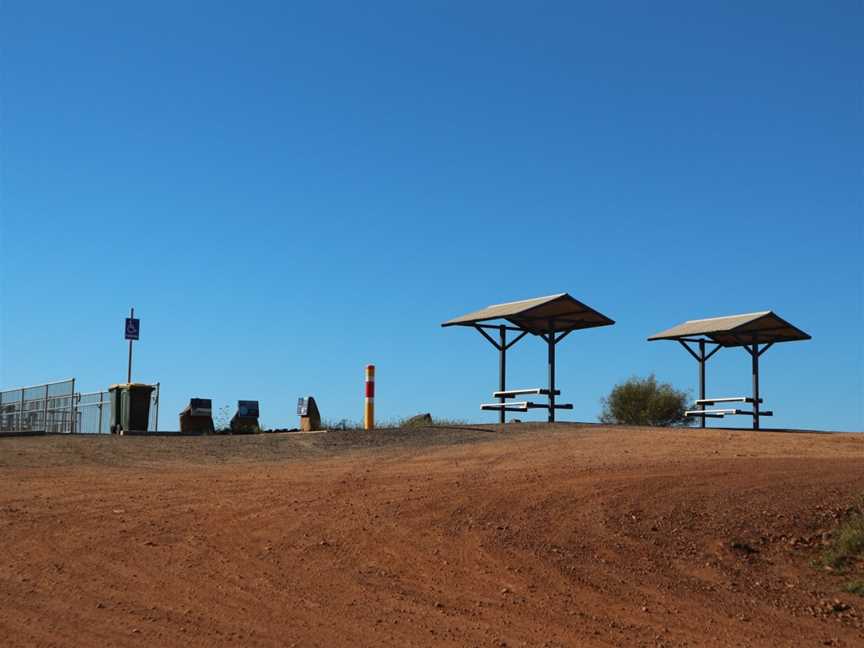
{"left": 1, "top": 424, "right": 863, "bottom": 647}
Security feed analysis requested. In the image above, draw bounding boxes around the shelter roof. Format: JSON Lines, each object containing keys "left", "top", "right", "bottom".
{"left": 442, "top": 293, "right": 614, "bottom": 335}
{"left": 647, "top": 311, "right": 810, "bottom": 346}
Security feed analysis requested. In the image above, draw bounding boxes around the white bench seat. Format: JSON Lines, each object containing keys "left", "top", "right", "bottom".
{"left": 481, "top": 402, "right": 530, "bottom": 412}
{"left": 686, "top": 409, "right": 773, "bottom": 418}
{"left": 481, "top": 401, "right": 574, "bottom": 412}
{"left": 694, "top": 396, "right": 763, "bottom": 406}
{"left": 492, "top": 388, "right": 560, "bottom": 398}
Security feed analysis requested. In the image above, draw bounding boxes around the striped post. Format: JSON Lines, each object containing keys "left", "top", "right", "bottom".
{"left": 364, "top": 364, "right": 375, "bottom": 430}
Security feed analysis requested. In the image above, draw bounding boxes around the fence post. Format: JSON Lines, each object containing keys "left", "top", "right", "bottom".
{"left": 18, "top": 388, "right": 25, "bottom": 433}
{"left": 70, "top": 379, "right": 76, "bottom": 434}
{"left": 43, "top": 384, "right": 49, "bottom": 433}
{"left": 154, "top": 383, "right": 160, "bottom": 432}
{"left": 97, "top": 392, "right": 104, "bottom": 434}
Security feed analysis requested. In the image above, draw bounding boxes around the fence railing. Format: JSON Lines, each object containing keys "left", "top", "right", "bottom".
{"left": 0, "top": 379, "right": 76, "bottom": 433}
{"left": 0, "top": 380, "right": 160, "bottom": 434}
{"left": 76, "top": 391, "right": 112, "bottom": 435}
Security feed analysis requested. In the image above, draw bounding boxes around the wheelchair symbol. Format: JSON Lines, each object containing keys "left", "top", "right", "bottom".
{"left": 125, "top": 318, "right": 140, "bottom": 340}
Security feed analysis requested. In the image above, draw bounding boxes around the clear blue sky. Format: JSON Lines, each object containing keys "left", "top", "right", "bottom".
{"left": 1, "top": 2, "right": 861, "bottom": 431}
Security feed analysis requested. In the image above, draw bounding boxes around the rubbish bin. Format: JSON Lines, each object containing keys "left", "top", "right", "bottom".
{"left": 230, "top": 400, "right": 260, "bottom": 434}
{"left": 179, "top": 398, "right": 214, "bottom": 434}
{"left": 109, "top": 383, "right": 154, "bottom": 434}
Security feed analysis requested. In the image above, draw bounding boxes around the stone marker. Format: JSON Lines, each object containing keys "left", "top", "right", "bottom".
{"left": 297, "top": 396, "right": 321, "bottom": 432}
{"left": 404, "top": 413, "right": 433, "bottom": 427}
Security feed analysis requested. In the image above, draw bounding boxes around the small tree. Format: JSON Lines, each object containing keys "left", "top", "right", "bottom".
{"left": 599, "top": 374, "right": 692, "bottom": 427}
{"left": 214, "top": 405, "right": 232, "bottom": 433}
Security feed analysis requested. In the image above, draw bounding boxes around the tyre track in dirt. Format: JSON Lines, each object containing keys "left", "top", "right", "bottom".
{"left": 1, "top": 425, "right": 863, "bottom": 647}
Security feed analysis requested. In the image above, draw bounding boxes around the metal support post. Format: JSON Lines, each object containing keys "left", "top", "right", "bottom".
{"left": 678, "top": 339, "right": 721, "bottom": 426}
{"left": 127, "top": 307, "right": 134, "bottom": 384}
{"left": 97, "top": 392, "right": 104, "bottom": 434}
{"left": 473, "top": 324, "right": 533, "bottom": 421}
{"left": 70, "top": 378, "right": 76, "bottom": 434}
{"left": 154, "top": 382, "right": 160, "bottom": 432}
{"left": 43, "top": 384, "right": 49, "bottom": 433}
{"left": 547, "top": 321, "right": 556, "bottom": 423}
{"left": 751, "top": 340, "right": 760, "bottom": 430}
{"left": 498, "top": 326, "right": 506, "bottom": 424}
{"left": 698, "top": 340, "right": 706, "bottom": 429}
{"left": 18, "top": 389, "right": 25, "bottom": 433}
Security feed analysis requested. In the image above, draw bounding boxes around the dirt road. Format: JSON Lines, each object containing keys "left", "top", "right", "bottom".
{"left": 1, "top": 424, "right": 863, "bottom": 647}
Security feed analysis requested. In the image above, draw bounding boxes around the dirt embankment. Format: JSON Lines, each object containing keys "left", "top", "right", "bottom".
{"left": 1, "top": 424, "right": 863, "bottom": 647}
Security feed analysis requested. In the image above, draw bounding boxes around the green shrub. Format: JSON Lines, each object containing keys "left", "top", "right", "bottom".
{"left": 821, "top": 509, "right": 864, "bottom": 570}
{"left": 213, "top": 405, "right": 232, "bottom": 434}
{"left": 843, "top": 581, "right": 864, "bottom": 596}
{"left": 599, "top": 374, "right": 692, "bottom": 427}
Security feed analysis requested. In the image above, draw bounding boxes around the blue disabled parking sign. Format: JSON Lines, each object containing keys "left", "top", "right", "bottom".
{"left": 125, "top": 317, "right": 140, "bottom": 340}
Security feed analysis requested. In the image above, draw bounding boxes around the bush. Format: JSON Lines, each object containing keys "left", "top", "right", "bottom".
{"left": 820, "top": 507, "right": 864, "bottom": 571}
{"left": 844, "top": 581, "right": 864, "bottom": 596}
{"left": 213, "top": 405, "right": 232, "bottom": 434}
{"left": 599, "top": 374, "right": 692, "bottom": 427}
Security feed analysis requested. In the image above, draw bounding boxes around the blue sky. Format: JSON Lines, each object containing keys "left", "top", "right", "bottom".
{"left": 1, "top": 1, "right": 861, "bottom": 431}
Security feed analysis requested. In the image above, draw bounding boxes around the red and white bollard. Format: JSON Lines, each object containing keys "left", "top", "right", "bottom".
{"left": 364, "top": 364, "right": 375, "bottom": 430}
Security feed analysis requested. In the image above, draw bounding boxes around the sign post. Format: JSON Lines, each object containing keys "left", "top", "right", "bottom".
{"left": 124, "top": 307, "right": 140, "bottom": 383}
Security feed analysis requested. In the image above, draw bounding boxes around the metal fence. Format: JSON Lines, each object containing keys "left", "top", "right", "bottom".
{"left": 0, "top": 379, "right": 76, "bottom": 433}
{"left": 74, "top": 385, "right": 160, "bottom": 434}
{"left": 76, "top": 391, "right": 113, "bottom": 434}
{"left": 0, "top": 379, "right": 160, "bottom": 434}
